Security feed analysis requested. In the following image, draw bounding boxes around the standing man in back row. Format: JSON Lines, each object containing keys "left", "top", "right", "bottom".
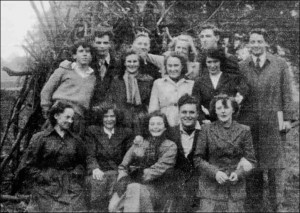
{"left": 238, "top": 28, "right": 296, "bottom": 212}
{"left": 197, "top": 24, "right": 240, "bottom": 77}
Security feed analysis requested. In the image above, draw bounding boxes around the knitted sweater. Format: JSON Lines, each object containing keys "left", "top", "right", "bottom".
{"left": 41, "top": 63, "right": 96, "bottom": 115}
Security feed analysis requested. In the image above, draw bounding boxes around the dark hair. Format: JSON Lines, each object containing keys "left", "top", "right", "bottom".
{"left": 249, "top": 28, "right": 269, "bottom": 43}
{"left": 94, "top": 30, "right": 114, "bottom": 41}
{"left": 178, "top": 94, "right": 200, "bottom": 113}
{"left": 200, "top": 23, "right": 221, "bottom": 37}
{"left": 164, "top": 51, "right": 188, "bottom": 76}
{"left": 142, "top": 111, "right": 169, "bottom": 138}
{"left": 118, "top": 48, "right": 146, "bottom": 79}
{"left": 92, "top": 101, "right": 124, "bottom": 127}
{"left": 209, "top": 94, "right": 239, "bottom": 121}
{"left": 48, "top": 101, "right": 74, "bottom": 127}
{"left": 71, "top": 40, "right": 94, "bottom": 55}
{"left": 133, "top": 33, "right": 150, "bottom": 43}
{"left": 201, "top": 48, "right": 226, "bottom": 72}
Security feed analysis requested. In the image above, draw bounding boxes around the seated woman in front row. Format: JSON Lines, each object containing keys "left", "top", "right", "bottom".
{"left": 17, "top": 101, "right": 87, "bottom": 212}
{"left": 85, "top": 102, "right": 134, "bottom": 212}
{"left": 194, "top": 94, "right": 256, "bottom": 212}
{"left": 109, "top": 111, "right": 177, "bottom": 212}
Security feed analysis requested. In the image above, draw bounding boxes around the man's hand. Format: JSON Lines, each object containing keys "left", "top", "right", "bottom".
{"left": 92, "top": 168, "right": 104, "bottom": 181}
{"left": 215, "top": 171, "right": 229, "bottom": 185}
{"left": 201, "top": 105, "right": 210, "bottom": 115}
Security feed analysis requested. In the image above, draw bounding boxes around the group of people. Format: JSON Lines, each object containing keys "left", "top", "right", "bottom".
{"left": 16, "top": 24, "right": 296, "bottom": 212}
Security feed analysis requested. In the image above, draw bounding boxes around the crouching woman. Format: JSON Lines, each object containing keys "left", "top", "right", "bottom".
{"left": 109, "top": 111, "right": 177, "bottom": 212}
{"left": 194, "top": 95, "right": 256, "bottom": 212}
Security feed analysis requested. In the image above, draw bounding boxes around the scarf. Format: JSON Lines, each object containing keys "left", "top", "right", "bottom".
{"left": 123, "top": 72, "right": 142, "bottom": 105}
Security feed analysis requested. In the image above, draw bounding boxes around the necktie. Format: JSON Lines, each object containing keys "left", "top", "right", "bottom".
{"left": 255, "top": 57, "right": 261, "bottom": 69}
{"left": 99, "top": 60, "right": 107, "bottom": 80}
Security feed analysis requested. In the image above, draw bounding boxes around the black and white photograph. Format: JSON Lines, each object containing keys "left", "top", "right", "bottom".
{"left": 1, "top": 1, "right": 299, "bottom": 212}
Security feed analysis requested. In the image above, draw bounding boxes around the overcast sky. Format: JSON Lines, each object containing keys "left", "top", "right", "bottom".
{"left": 1, "top": 1, "right": 50, "bottom": 61}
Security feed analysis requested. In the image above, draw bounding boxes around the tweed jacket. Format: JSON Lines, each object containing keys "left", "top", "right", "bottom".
{"left": 194, "top": 121, "right": 256, "bottom": 201}
{"left": 85, "top": 125, "right": 134, "bottom": 174}
{"left": 238, "top": 53, "right": 296, "bottom": 169}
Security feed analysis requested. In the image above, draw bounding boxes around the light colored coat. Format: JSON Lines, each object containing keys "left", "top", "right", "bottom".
{"left": 149, "top": 76, "right": 194, "bottom": 126}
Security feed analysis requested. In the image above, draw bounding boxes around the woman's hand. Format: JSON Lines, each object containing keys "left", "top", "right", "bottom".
{"left": 215, "top": 171, "right": 229, "bottom": 184}
{"left": 229, "top": 172, "right": 238, "bottom": 184}
{"left": 92, "top": 168, "right": 104, "bottom": 181}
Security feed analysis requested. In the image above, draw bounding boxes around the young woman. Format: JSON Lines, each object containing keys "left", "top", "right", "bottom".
{"left": 108, "top": 48, "right": 153, "bottom": 135}
{"left": 85, "top": 102, "right": 133, "bottom": 212}
{"left": 194, "top": 95, "right": 256, "bottom": 212}
{"left": 108, "top": 111, "right": 177, "bottom": 212}
{"left": 17, "top": 101, "right": 87, "bottom": 212}
{"left": 149, "top": 51, "right": 194, "bottom": 127}
{"left": 192, "top": 48, "right": 248, "bottom": 123}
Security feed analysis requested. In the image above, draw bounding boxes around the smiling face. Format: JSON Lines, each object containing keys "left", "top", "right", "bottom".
{"left": 93, "top": 35, "right": 111, "bottom": 57}
{"left": 125, "top": 54, "right": 140, "bottom": 74}
{"left": 199, "top": 29, "right": 219, "bottom": 50}
{"left": 249, "top": 33, "right": 268, "bottom": 57}
{"left": 103, "top": 109, "right": 116, "bottom": 131}
{"left": 179, "top": 103, "right": 198, "bottom": 128}
{"left": 54, "top": 108, "right": 74, "bottom": 131}
{"left": 175, "top": 40, "right": 189, "bottom": 56}
{"left": 215, "top": 99, "right": 234, "bottom": 123}
{"left": 206, "top": 57, "right": 221, "bottom": 75}
{"left": 73, "top": 45, "right": 92, "bottom": 66}
{"left": 148, "top": 116, "right": 166, "bottom": 137}
{"left": 132, "top": 36, "right": 150, "bottom": 56}
{"left": 166, "top": 56, "right": 183, "bottom": 79}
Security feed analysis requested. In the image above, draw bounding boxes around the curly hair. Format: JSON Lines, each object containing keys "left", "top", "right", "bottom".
{"left": 48, "top": 101, "right": 74, "bottom": 127}
{"left": 142, "top": 110, "right": 169, "bottom": 138}
{"left": 168, "top": 34, "right": 198, "bottom": 62}
{"left": 164, "top": 51, "right": 188, "bottom": 76}
{"left": 209, "top": 94, "right": 239, "bottom": 121}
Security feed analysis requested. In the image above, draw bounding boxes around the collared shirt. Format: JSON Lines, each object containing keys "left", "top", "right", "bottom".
{"left": 251, "top": 52, "right": 266, "bottom": 68}
{"left": 103, "top": 127, "right": 115, "bottom": 139}
{"left": 98, "top": 54, "right": 111, "bottom": 66}
{"left": 209, "top": 72, "right": 222, "bottom": 89}
{"left": 72, "top": 62, "right": 94, "bottom": 78}
{"left": 179, "top": 121, "right": 201, "bottom": 157}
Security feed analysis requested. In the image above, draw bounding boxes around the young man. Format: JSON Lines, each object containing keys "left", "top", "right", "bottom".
{"left": 238, "top": 28, "right": 295, "bottom": 212}
{"left": 197, "top": 24, "right": 240, "bottom": 76}
{"left": 90, "top": 30, "right": 118, "bottom": 107}
{"left": 166, "top": 94, "right": 201, "bottom": 212}
{"left": 41, "top": 40, "right": 96, "bottom": 136}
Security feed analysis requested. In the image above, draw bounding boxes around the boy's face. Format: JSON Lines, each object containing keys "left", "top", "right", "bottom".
{"left": 73, "top": 45, "right": 92, "bottom": 66}
{"left": 93, "top": 35, "right": 111, "bottom": 57}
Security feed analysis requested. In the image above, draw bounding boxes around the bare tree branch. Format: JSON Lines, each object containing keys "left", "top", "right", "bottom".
{"left": 156, "top": 1, "right": 177, "bottom": 27}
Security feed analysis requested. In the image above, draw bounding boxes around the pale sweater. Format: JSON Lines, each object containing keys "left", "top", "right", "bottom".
{"left": 41, "top": 63, "right": 96, "bottom": 115}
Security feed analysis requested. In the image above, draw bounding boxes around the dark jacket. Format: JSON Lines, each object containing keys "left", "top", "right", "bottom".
{"left": 238, "top": 53, "right": 296, "bottom": 169}
{"left": 90, "top": 55, "right": 119, "bottom": 108}
{"left": 108, "top": 74, "right": 154, "bottom": 134}
{"left": 16, "top": 127, "right": 87, "bottom": 212}
{"left": 194, "top": 121, "right": 256, "bottom": 201}
{"left": 85, "top": 125, "right": 133, "bottom": 173}
{"left": 192, "top": 72, "right": 248, "bottom": 122}
{"left": 166, "top": 125, "right": 200, "bottom": 178}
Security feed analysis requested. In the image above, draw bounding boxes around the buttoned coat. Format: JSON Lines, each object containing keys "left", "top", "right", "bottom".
{"left": 149, "top": 76, "right": 194, "bottom": 126}
{"left": 192, "top": 72, "right": 248, "bottom": 122}
{"left": 194, "top": 121, "right": 256, "bottom": 201}
{"left": 238, "top": 53, "right": 295, "bottom": 169}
